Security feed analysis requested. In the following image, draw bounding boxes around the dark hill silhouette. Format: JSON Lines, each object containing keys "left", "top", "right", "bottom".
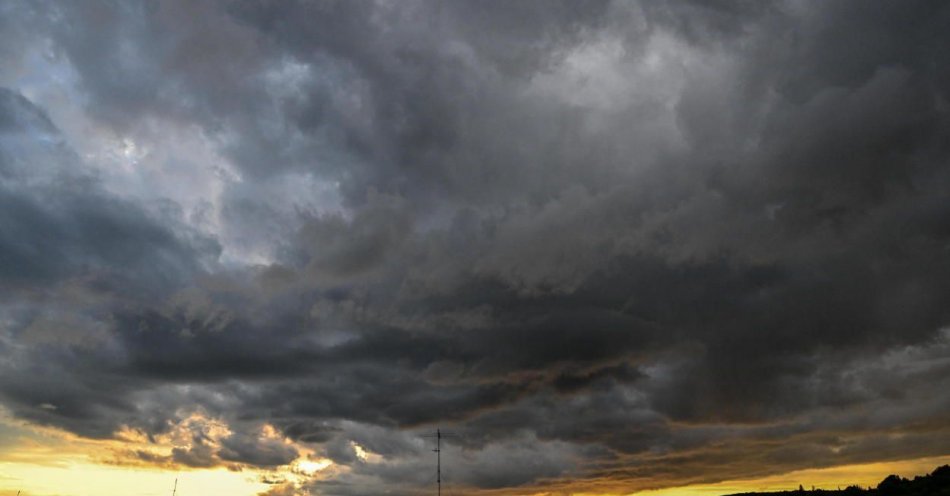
{"left": 723, "top": 465, "right": 950, "bottom": 496}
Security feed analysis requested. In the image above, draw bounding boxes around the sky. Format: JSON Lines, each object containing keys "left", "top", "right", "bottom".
{"left": 1, "top": 1, "right": 950, "bottom": 495}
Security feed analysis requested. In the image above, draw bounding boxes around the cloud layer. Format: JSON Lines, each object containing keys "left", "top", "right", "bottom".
{"left": 1, "top": 1, "right": 950, "bottom": 494}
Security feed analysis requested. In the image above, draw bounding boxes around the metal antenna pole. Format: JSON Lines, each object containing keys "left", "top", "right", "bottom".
{"left": 172, "top": 478, "right": 177, "bottom": 496}
{"left": 435, "top": 428, "right": 441, "bottom": 496}
{"left": 424, "top": 428, "right": 456, "bottom": 495}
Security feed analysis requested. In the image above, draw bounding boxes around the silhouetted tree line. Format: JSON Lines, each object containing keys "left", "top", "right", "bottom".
{"left": 725, "top": 465, "right": 950, "bottom": 496}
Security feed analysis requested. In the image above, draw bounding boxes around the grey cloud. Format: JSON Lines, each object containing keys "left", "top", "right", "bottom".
{"left": 1, "top": 0, "right": 950, "bottom": 494}
{"left": 0, "top": 86, "right": 222, "bottom": 437}
{"left": 172, "top": 441, "right": 218, "bottom": 469}
{"left": 0, "top": 88, "right": 219, "bottom": 290}
{"left": 219, "top": 430, "right": 300, "bottom": 467}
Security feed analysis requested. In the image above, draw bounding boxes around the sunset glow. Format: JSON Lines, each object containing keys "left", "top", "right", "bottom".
{"left": 1, "top": 1, "right": 949, "bottom": 495}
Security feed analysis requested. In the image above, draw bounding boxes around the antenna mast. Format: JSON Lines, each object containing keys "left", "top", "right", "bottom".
{"left": 424, "top": 428, "right": 456, "bottom": 495}
{"left": 172, "top": 478, "right": 177, "bottom": 496}
{"left": 434, "top": 428, "right": 441, "bottom": 496}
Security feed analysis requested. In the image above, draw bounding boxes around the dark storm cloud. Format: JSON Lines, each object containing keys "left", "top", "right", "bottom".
{"left": 219, "top": 429, "right": 300, "bottom": 467}
{"left": 0, "top": 86, "right": 222, "bottom": 438}
{"left": 1, "top": 0, "right": 950, "bottom": 493}
{"left": 0, "top": 88, "right": 218, "bottom": 289}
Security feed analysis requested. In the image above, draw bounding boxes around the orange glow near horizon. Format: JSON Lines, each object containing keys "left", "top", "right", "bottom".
{"left": 636, "top": 455, "right": 950, "bottom": 496}
{"left": 0, "top": 411, "right": 335, "bottom": 496}
{"left": 1, "top": 412, "right": 949, "bottom": 496}
{"left": 0, "top": 460, "right": 268, "bottom": 496}
{"left": 5, "top": 451, "right": 950, "bottom": 496}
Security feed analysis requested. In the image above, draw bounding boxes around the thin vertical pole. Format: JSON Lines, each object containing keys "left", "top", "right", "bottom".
{"left": 172, "top": 478, "right": 177, "bottom": 496}
{"left": 426, "top": 428, "right": 451, "bottom": 495}
{"left": 436, "top": 428, "right": 441, "bottom": 496}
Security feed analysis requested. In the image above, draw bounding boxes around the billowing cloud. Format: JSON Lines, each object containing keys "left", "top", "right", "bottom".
{"left": 1, "top": 0, "right": 950, "bottom": 494}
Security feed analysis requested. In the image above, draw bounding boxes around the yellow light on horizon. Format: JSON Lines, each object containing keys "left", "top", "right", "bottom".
{"left": 2, "top": 410, "right": 949, "bottom": 496}
{"left": 0, "top": 459, "right": 268, "bottom": 496}
{"left": 635, "top": 455, "right": 950, "bottom": 496}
